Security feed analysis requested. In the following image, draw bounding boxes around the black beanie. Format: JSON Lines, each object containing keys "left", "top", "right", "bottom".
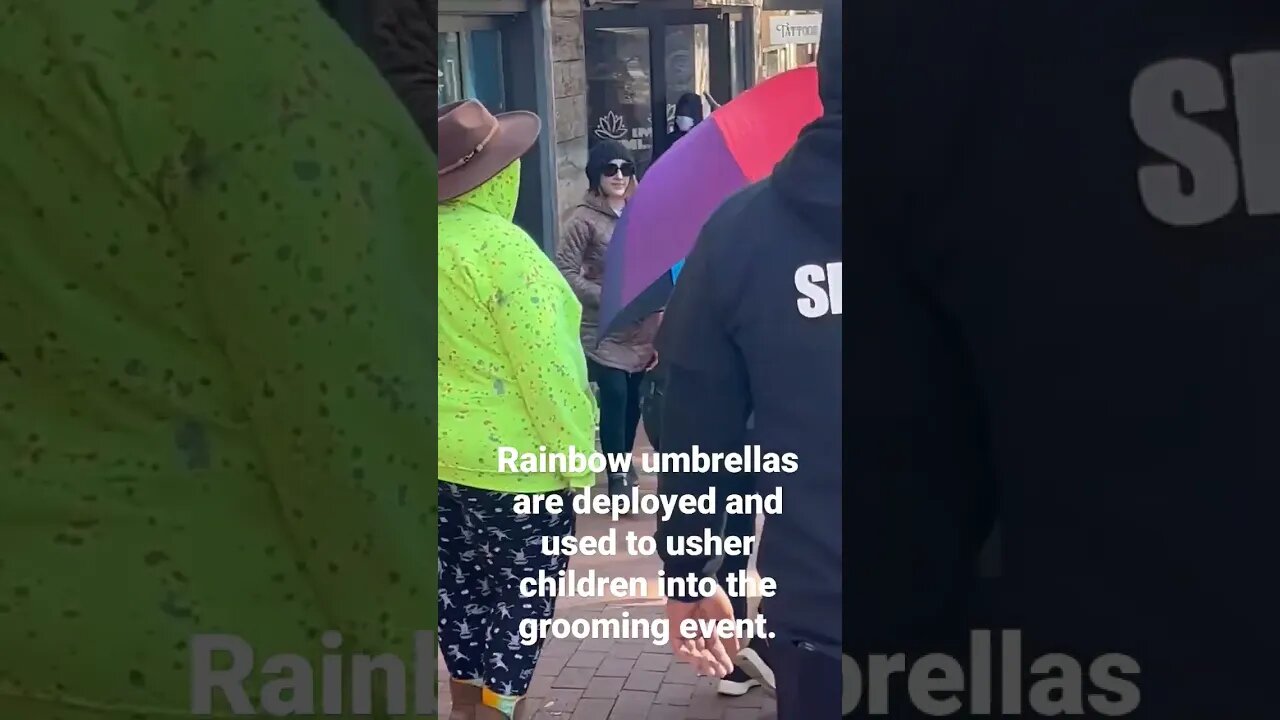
{"left": 586, "top": 140, "right": 635, "bottom": 186}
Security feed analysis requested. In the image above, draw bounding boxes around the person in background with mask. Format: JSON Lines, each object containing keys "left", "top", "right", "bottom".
{"left": 654, "top": 1, "right": 843, "bottom": 717}
{"left": 664, "top": 92, "right": 719, "bottom": 156}
{"left": 556, "top": 141, "right": 659, "bottom": 497}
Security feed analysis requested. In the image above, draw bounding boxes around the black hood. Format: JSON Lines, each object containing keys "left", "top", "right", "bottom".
{"left": 674, "top": 92, "right": 704, "bottom": 122}
{"left": 772, "top": 0, "right": 842, "bottom": 239}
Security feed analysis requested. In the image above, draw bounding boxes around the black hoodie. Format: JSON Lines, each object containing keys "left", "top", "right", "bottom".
{"left": 654, "top": 1, "right": 842, "bottom": 651}
{"left": 663, "top": 92, "right": 706, "bottom": 153}
{"left": 849, "top": 1, "right": 1280, "bottom": 716}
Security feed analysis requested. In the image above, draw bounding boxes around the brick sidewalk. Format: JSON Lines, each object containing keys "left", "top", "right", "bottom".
{"left": 440, "top": 603, "right": 776, "bottom": 719}
{"left": 439, "top": 439, "right": 776, "bottom": 719}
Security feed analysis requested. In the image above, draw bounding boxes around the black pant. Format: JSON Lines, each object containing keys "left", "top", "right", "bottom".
{"left": 716, "top": 485, "right": 759, "bottom": 622}
{"left": 639, "top": 370, "right": 664, "bottom": 452}
{"left": 588, "top": 359, "right": 645, "bottom": 461}
{"left": 773, "top": 636, "right": 843, "bottom": 719}
{"left": 652, "top": 398, "right": 760, "bottom": 624}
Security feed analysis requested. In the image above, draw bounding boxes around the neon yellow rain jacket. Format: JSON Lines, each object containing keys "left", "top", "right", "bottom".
{"left": 438, "top": 161, "right": 598, "bottom": 492}
{"left": 0, "top": 1, "right": 435, "bottom": 717}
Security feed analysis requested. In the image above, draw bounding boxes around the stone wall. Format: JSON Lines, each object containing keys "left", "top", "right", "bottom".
{"left": 548, "top": 0, "right": 589, "bottom": 248}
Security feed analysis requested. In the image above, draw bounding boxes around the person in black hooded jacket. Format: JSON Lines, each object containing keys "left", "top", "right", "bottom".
{"left": 665, "top": 92, "right": 704, "bottom": 149}
{"left": 848, "top": 1, "right": 1280, "bottom": 717}
{"left": 653, "top": 2, "right": 842, "bottom": 717}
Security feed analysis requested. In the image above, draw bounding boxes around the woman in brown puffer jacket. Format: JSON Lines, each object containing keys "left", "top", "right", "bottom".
{"left": 556, "top": 141, "right": 660, "bottom": 496}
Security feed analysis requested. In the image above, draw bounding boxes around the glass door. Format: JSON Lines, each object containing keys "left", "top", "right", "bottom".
{"left": 438, "top": 16, "right": 507, "bottom": 111}
{"left": 584, "top": 8, "right": 735, "bottom": 174}
{"left": 439, "top": 31, "right": 464, "bottom": 107}
{"left": 585, "top": 26, "right": 655, "bottom": 174}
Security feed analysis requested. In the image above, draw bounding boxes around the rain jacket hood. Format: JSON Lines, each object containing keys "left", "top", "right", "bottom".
{"left": 438, "top": 160, "right": 599, "bottom": 492}
{"left": 443, "top": 158, "right": 521, "bottom": 223}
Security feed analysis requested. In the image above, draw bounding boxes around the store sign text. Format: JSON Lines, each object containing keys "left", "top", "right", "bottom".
{"left": 769, "top": 13, "right": 821, "bottom": 46}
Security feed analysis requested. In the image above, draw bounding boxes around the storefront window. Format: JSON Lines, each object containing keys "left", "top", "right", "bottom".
{"left": 586, "top": 27, "right": 654, "bottom": 175}
{"left": 439, "top": 32, "right": 463, "bottom": 106}
{"left": 758, "top": 10, "right": 821, "bottom": 80}
{"left": 761, "top": 47, "right": 783, "bottom": 80}
{"left": 438, "top": 28, "right": 506, "bottom": 111}
{"left": 463, "top": 29, "right": 506, "bottom": 112}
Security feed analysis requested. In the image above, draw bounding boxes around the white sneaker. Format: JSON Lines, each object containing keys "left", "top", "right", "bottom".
{"left": 716, "top": 667, "right": 760, "bottom": 696}
{"left": 735, "top": 646, "right": 777, "bottom": 697}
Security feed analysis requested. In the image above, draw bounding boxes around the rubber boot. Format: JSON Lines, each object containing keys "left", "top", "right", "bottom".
{"left": 448, "top": 680, "right": 483, "bottom": 720}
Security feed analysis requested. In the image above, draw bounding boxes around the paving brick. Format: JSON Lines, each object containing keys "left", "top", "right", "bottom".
{"left": 569, "top": 697, "right": 615, "bottom": 719}
{"left": 645, "top": 705, "right": 687, "bottom": 720}
{"left": 537, "top": 687, "right": 584, "bottom": 715}
{"left": 623, "top": 669, "right": 665, "bottom": 692}
{"left": 662, "top": 662, "right": 700, "bottom": 685}
{"left": 724, "top": 708, "right": 767, "bottom": 720}
{"left": 535, "top": 654, "right": 570, "bottom": 677}
{"left": 527, "top": 674, "right": 556, "bottom": 696}
{"left": 614, "top": 638, "right": 659, "bottom": 648}
{"left": 690, "top": 680, "right": 720, "bottom": 698}
{"left": 633, "top": 653, "right": 672, "bottom": 672}
{"left": 610, "top": 642, "right": 647, "bottom": 659}
{"left": 567, "top": 650, "right": 608, "bottom": 669}
{"left": 685, "top": 695, "right": 728, "bottom": 720}
{"left": 578, "top": 636, "right": 616, "bottom": 652}
{"left": 542, "top": 640, "right": 581, "bottom": 659}
{"left": 611, "top": 690, "right": 657, "bottom": 720}
{"left": 654, "top": 681, "right": 694, "bottom": 706}
{"left": 595, "top": 656, "right": 637, "bottom": 677}
{"left": 582, "top": 676, "right": 625, "bottom": 699}
{"left": 552, "top": 666, "right": 596, "bottom": 689}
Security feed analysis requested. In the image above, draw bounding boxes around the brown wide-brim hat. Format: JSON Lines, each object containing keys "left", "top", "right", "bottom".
{"left": 438, "top": 99, "right": 541, "bottom": 202}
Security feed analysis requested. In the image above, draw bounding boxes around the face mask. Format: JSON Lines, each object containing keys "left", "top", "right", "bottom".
{"left": 675, "top": 116, "right": 695, "bottom": 132}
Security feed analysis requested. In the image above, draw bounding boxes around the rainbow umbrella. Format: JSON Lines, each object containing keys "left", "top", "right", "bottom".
{"left": 597, "top": 64, "right": 822, "bottom": 339}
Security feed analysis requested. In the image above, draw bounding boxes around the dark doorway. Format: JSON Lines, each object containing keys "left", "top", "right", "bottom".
{"left": 583, "top": 6, "right": 751, "bottom": 176}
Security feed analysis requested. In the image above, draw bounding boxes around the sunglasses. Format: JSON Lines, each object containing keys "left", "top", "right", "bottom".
{"left": 603, "top": 162, "right": 636, "bottom": 178}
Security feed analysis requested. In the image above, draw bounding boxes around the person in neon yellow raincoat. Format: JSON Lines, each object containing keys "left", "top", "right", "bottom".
{"left": 0, "top": 1, "right": 435, "bottom": 717}
{"left": 436, "top": 101, "right": 597, "bottom": 720}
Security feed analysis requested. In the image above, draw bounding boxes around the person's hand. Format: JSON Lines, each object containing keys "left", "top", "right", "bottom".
{"left": 665, "top": 585, "right": 740, "bottom": 677}
{"left": 645, "top": 351, "right": 659, "bottom": 371}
